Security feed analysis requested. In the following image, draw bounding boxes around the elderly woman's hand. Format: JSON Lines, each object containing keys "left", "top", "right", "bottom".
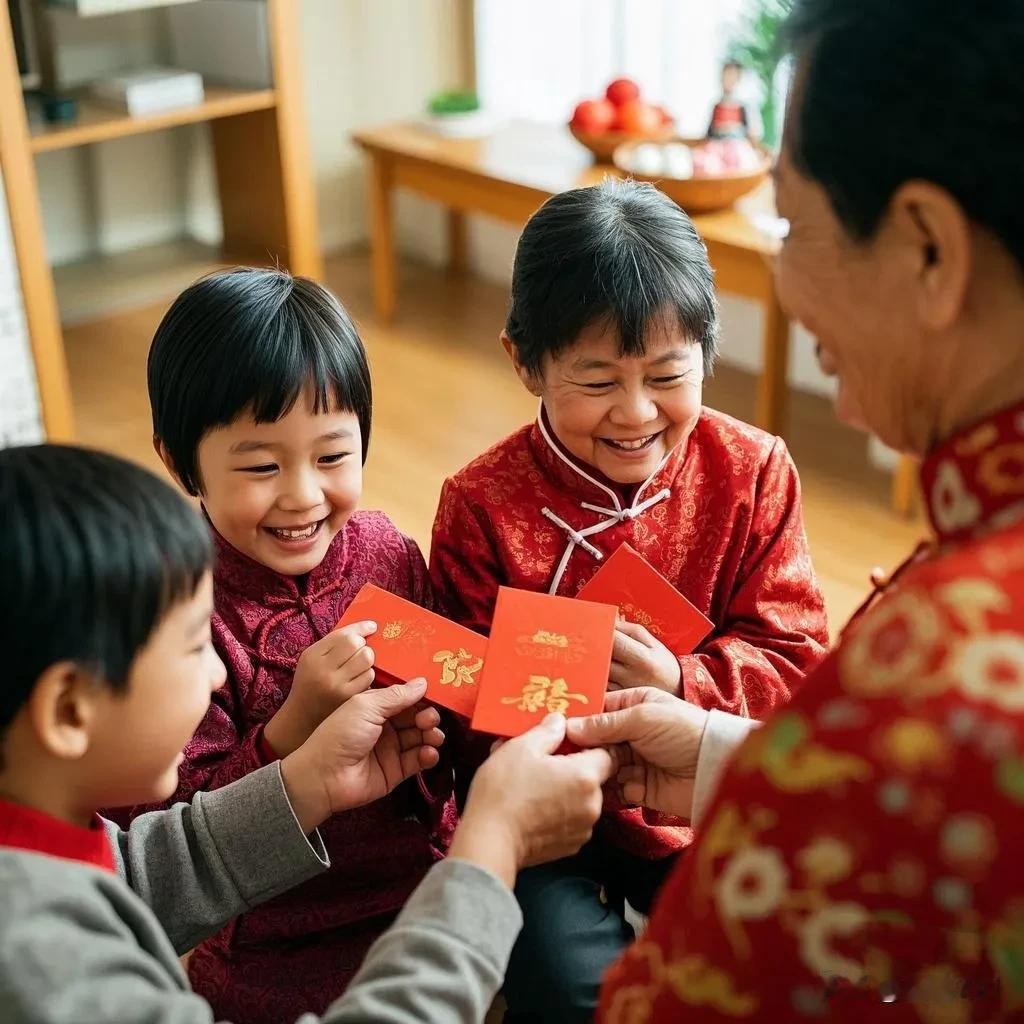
{"left": 448, "top": 714, "right": 614, "bottom": 888}
{"left": 565, "top": 687, "right": 709, "bottom": 819}
{"left": 610, "top": 620, "right": 682, "bottom": 694}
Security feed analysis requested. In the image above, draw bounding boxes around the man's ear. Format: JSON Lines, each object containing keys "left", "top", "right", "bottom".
{"left": 886, "top": 180, "right": 972, "bottom": 333}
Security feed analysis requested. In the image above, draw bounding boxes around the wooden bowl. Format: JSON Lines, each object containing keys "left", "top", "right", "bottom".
{"left": 612, "top": 138, "right": 773, "bottom": 213}
{"left": 569, "top": 124, "right": 676, "bottom": 164}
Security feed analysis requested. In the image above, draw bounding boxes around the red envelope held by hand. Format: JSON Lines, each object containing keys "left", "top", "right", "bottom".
{"left": 336, "top": 584, "right": 485, "bottom": 718}
{"left": 576, "top": 543, "right": 713, "bottom": 655}
{"left": 472, "top": 586, "right": 616, "bottom": 738}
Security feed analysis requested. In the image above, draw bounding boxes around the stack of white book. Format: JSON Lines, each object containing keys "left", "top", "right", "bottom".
{"left": 91, "top": 67, "right": 205, "bottom": 117}
{"left": 50, "top": 0, "right": 199, "bottom": 14}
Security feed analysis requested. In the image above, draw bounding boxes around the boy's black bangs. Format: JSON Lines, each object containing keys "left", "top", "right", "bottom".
{"left": 242, "top": 298, "right": 361, "bottom": 426}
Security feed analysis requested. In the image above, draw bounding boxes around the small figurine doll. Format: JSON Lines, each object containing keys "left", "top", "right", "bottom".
{"left": 707, "top": 59, "right": 758, "bottom": 141}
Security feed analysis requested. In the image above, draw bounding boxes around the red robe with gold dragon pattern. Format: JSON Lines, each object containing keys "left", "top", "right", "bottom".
{"left": 598, "top": 400, "right": 1024, "bottom": 1022}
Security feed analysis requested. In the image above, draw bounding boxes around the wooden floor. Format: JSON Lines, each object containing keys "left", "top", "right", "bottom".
{"left": 64, "top": 248, "right": 925, "bottom": 637}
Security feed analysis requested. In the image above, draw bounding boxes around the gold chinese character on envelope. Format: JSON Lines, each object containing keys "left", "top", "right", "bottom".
{"left": 618, "top": 603, "right": 661, "bottom": 634}
{"left": 336, "top": 584, "right": 486, "bottom": 718}
{"left": 513, "top": 630, "right": 586, "bottom": 663}
{"left": 472, "top": 586, "right": 617, "bottom": 737}
{"left": 501, "top": 675, "right": 590, "bottom": 714}
{"left": 432, "top": 648, "right": 483, "bottom": 688}
{"left": 532, "top": 630, "right": 569, "bottom": 647}
{"left": 375, "top": 618, "right": 436, "bottom": 645}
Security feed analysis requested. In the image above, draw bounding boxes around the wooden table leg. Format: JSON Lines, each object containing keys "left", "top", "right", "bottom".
{"left": 892, "top": 454, "right": 919, "bottom": 517}
{"left": 448, "top": 209, "right": 467, "bottom": 273}
{"left": 756, "top": 293, "right": 791, "bottom": 436}
{"left": 367, "top": 156, "right": 396, "bottom": 323}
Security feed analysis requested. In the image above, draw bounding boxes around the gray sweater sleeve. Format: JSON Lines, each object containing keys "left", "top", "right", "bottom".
{"left": 1, "top": 777, "right": 519, "bottom": 1024}
{"left": 110, "top": 769, "right": 524, "bottom": 1023}
{"left": 108, "top": 762, "right": 329, "bottom": 953}
{"left": 323, "top": 858, "right": 523, "bottom": 1024}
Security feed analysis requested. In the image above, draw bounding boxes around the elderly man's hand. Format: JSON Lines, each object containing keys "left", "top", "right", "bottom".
{"left": 565, "top": 688, "right": 709, "bottom": 819}
{"left": 449, "top": 714, "right": 615, "bottom": 888}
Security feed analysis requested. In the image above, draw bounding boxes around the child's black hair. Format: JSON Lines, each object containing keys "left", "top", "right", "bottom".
{"left": 0, "top": 445, "right": 213, "bottom": 734}
{"left": 148, "top": 267, "right": 372, "bottom": 496}
{"left": 506, "top": 178, "right": 719, "bottom": 377}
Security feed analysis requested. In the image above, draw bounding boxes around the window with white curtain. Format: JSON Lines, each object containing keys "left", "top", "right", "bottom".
{"left": 475, "top": 0, "right": 762, "bottom": 139}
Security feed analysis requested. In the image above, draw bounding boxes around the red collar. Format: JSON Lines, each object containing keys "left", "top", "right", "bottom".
{"left": 0, "top": 798, "right": 116, "bottom": 873}
{"left": 921, "top": 400, "right": 1024, "bottom": 544}
{"left": 841, "top": 401, "right": 1024, "bottom": 636}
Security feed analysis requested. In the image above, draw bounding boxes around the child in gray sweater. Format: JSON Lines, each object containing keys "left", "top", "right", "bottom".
{"left": 0, "top": 445, "right": 613, "bottom": 1024}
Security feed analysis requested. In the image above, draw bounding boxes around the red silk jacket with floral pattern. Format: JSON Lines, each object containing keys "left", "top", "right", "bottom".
{"left": 431, "top": 407, "right": 829, "bottom": 858}
{"left": 598, "top": 400, "right": 1024, "bottom": 1022}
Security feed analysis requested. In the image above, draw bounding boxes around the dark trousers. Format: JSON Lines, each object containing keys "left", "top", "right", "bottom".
{"left": 502, "top": 841, "right": 679, "bottom": 1024}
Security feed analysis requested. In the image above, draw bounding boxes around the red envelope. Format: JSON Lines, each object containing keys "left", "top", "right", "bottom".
{"left": 576, "top": 543, "right": 713, "bottom": 655}
{"left": 472, "top": 586, "right": 616, "bottom": 738}
{"left": 336, "top": 584, "right": 485, "bottom": 718}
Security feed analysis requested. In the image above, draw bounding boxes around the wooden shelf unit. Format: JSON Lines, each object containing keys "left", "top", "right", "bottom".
{"left": 30, "top": 86, "right": 277, "bottom": 153}
{"left": 0, "top": 0, "right": 322, "bottom": 442}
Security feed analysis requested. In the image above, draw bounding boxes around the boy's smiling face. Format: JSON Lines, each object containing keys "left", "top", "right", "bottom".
{"left": 509, "top": 318, "right": 705, "bottom": 485}
{"left": 189, "top": 390, "right": 363, "bottom": 576}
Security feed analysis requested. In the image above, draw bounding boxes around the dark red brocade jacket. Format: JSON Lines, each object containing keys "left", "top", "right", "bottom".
{"left": 107, "top": 512, "right": 457, "bottom": 1024}
{"left": 431, "top": 408, "right": 830, "bottom": 859}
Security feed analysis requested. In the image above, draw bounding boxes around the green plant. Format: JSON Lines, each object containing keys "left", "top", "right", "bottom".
{"left": 727, "top": 0, "right": 793, "bottom": 148}
{"left": 427, "top": 90, "right": 480, "bottom": 116}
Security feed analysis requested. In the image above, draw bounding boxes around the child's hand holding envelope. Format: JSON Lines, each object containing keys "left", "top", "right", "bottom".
{"left": 576, "top": 544, "right": 713, "bottom": 693}
{"left": 336, "top": 585, "right": 485, "bottom": 718}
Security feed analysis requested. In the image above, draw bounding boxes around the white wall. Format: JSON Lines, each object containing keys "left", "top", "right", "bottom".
{"left": 298, "top": 0, "right": 462, "bottom": 254}
{"left": 0, "top": 168, "right": 45, "bottom": 445}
